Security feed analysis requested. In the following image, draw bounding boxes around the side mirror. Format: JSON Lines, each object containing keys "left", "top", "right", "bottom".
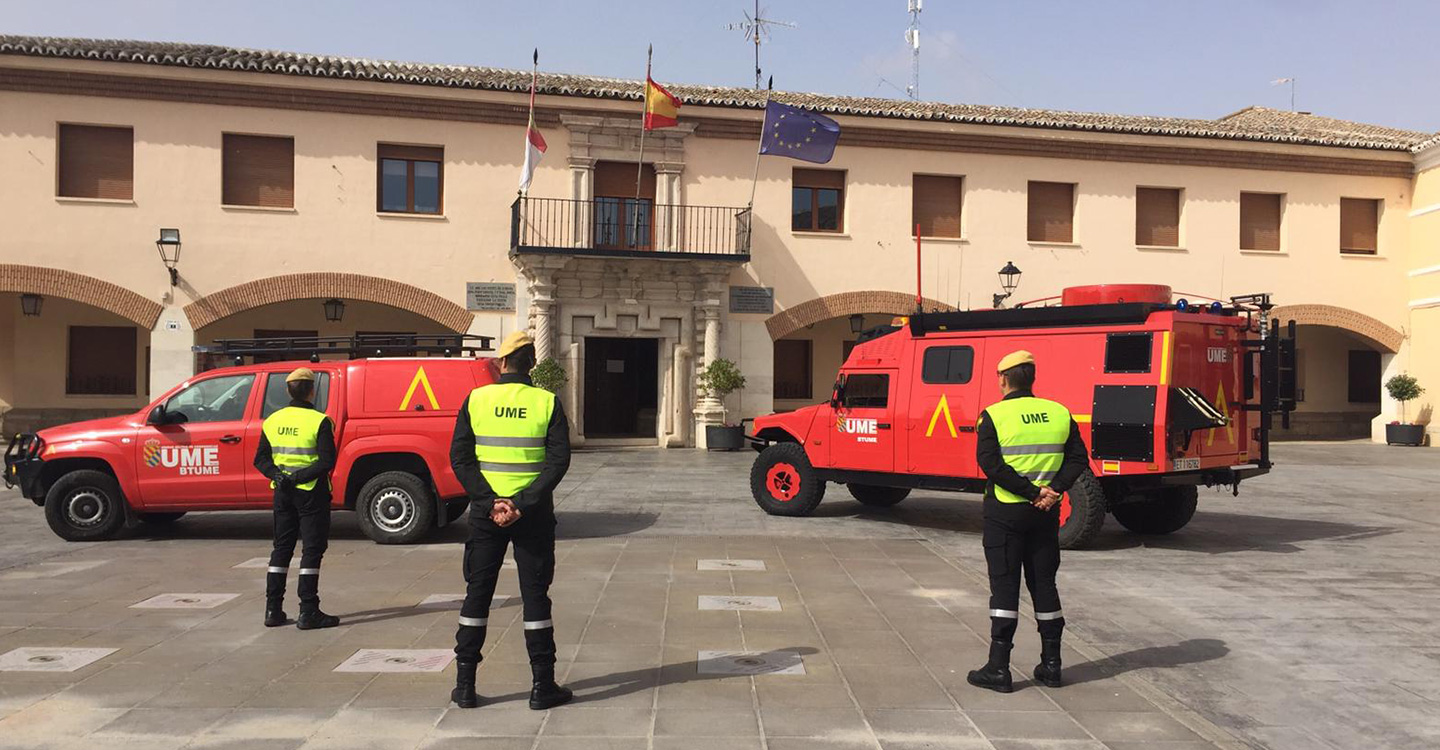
{"left": 146, "top": 406, "right": 167, "bottom": 426}
{"left": 829, "top": 380, "right": 845, "bottom": 409}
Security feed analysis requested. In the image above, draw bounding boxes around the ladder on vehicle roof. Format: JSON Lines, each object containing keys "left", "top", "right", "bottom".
{"left": 194, "top": 333, "right": 495, "bottom": 364}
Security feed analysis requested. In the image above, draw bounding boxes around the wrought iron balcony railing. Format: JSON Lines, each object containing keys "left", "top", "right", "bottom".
{"left": 510, "top": 196, "right": 751, "bottom": 260}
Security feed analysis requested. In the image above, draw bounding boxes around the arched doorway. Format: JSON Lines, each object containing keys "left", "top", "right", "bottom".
{"left": 0, "top": 265, "right": 162, "bottom": 433}
{"left": 1273, "top": 304, "right": 1404, "bottom": 440}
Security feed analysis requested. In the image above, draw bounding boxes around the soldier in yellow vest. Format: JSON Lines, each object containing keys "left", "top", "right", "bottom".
{"left": 254, "top": 367, "right": 339, "bottom": 630}
{"left": 448, "top": 332, "right": 573, "bottom": 710}
{"left": 967, "top": 351, "right": 1088, "bottom": 693}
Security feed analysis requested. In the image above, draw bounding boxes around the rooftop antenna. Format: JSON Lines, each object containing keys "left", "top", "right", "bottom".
{"left": 1271, "top": 77, "right": 1296, "bottom": 111}
{"left": 727, "top": 0, "right": 797, "bottom": 89}
{"left": 905, "top": 0, "right": 922, "bottom": 100}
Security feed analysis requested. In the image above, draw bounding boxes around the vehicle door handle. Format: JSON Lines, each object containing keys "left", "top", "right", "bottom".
{"left": 877, "top": 423, "right": 892, "bottom": 430}
{"left": 219, "top": 435, "right": 241, "bottom": 444}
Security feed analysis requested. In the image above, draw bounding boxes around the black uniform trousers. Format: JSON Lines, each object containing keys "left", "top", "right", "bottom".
{"left": 454, "top": 514, "right": 558, "bottom": 681}
{"left": 983, "top": 497, "right": 1065, "bottom": 643}
{"left": 266, "top": 486, "right": 332, "bottom": 613}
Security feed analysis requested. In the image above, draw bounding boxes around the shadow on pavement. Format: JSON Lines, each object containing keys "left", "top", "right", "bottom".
{"left": 341, "top": 595, "right": 518, "bottom": 626}
{"left": 1084, "top": 511, "right": 1397, "bottom": 554}
{"left": 555, "top": 511, "right": 659, "bottom": 539}
{"left": 1065, "top": 638, "right": 1230, "bottom": 686}
{"left": 124, "top": 510, "right": 657, "bottom": 543}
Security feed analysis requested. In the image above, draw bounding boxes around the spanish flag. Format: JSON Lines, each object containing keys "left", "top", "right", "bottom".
{"left": 643, "top": 76, "right": 681, "bottom": 130}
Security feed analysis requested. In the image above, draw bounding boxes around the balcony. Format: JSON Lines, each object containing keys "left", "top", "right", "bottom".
{"left": 510, "top": 197, "right": 752, "bottom": 260}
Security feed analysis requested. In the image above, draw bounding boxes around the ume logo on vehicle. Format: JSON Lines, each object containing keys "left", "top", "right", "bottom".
{"left": 835, "top": 415, "right": 879, "bottom": 443}
{"left": 1207, "top": 347, "right": 1230, "bottom": 363}
{"left": 143, "top": 439, "right": 221, "bottom": 475}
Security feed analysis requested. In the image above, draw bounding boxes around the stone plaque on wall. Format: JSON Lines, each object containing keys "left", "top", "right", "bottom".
{"left": 466, "top": 282, "right": 516, "bottom": 311}
{"left": 729, "top": 286, "right": 774, "bottom": 315}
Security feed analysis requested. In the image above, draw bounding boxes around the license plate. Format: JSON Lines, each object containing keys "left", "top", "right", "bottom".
{"left": 1172, "top": 458, "right": 1201, "bottom": 471}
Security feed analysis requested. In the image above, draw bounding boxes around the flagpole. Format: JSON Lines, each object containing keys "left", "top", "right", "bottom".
{"left": 746, "top": 76, "right": 773, "bottom": 212}
{"left": 521, "top": 48, "right": 538, "bottom": 198}
{"left": 633, "top": 44, "right": 652, "bottom": 249}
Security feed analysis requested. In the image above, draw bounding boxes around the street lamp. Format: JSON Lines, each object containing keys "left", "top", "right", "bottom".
{"left": 848, "top": 313, "right": 865, "bottom": 334}
{"left": 993, "top": 261, "right": 1023, "bottom": 309}
{"left": 156, "top": 228, "right": 181, "bottom": 286}
{"left": 20, "top": 293, "right": 43, "bottom": 317}
{"left": 323, "top": 298, "right": 346, "bottom": 322}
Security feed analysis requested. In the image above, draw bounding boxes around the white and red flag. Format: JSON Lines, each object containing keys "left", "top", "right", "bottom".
{"left": 519, "top": 49, "right": 547, "bottom": 193}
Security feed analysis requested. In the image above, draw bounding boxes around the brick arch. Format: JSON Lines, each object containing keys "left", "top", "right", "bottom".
{"left": 0, "top": 264, "right": 162, "bottom": 328}
{"left": 1273, "top": 303, "right": 1404, "bottom": 353}
{"left": 766, "top": 291, "right": 956, "bottom": 340}
{"left": 185, "top": 272, "right": 473, "bottom": 332}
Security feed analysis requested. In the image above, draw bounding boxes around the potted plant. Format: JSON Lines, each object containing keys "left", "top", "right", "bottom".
{"left": 698, "top": 358, "right": 747, "bottom": 451}
{"left": 530, "top": 357, "right": 567, "bottom": 394}
{"left": 1384, "top": 373, "right": 1426, "bottom": 446}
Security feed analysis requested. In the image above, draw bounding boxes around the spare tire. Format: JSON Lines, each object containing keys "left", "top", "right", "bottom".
{"left": 750, "top": 442, "right": 825, "bottom": 516}
{"left": 847, "top": 484, "right": 910, "bottom": 507}
{"left": 1112, "top": 485, "right": 1199, "bottom": 535}
{"left": 1057, "top": 470, "right": 1107, "bottom": 550}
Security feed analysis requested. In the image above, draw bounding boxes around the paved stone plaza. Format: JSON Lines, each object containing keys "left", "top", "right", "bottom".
{"left": 0, "top": 442, "right": 1436, "bottom": 750}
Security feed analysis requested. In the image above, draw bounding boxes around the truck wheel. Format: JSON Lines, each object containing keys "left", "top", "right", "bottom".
{"left": 1057, "top": 470, "right": 1106, "bottom": 550}
{"left": 138, "top": 512, "right": 186, "bottom": 525}
{"left": 1111, "top": 486, "right": 1198, "bottom": 535}
{"left": 848, "top": 484, "right": 910, "bottom": 507}
{"left": 750, "top": 443, "right": 825, "bottom": 516}
{"left": 356, "top": 471, "right": 435, "bottom": 544}
{"left": 43, "top": 470, "right": 128, "bottom": 542}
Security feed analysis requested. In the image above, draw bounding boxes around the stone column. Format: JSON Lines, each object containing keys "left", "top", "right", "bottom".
{"left": 569, "top": 157, "right": 595, "bottom": 249}
{"left": 529, "top": 273, "right": 556, "bottom": 362}
{"left": 693, "top": 302, "right": 727, "bottom": 448}
{"left": 655, "top": 162, "right": 683, "bottom": 251}
{"left": 150, "top": 291, "right": 196, "bottom": 402}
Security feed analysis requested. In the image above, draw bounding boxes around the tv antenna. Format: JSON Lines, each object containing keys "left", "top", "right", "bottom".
{"left": 905, "top": 0, "right": 922, "bottom": 99}
{"left": 727, "top": 1, "right": 797, "bottom": 89}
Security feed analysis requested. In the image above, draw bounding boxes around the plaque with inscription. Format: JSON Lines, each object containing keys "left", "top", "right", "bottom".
{"left": 466, "top": 282, "right": 516, "bottom": 311}
{"left": 729, "top": 286, "right": 774, "bottom": 315}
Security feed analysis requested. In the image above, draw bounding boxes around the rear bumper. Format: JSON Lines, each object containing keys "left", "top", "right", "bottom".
{"left": 1118, "top": 463, "right": 1270, "bottom": 492}
{"left": 3, "top": 433, "right": 46, "bottom": 501}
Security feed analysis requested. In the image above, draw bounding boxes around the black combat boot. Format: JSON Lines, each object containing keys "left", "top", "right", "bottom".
{"left": 264, "top": 606, "right": 289, "bottom": 628}
{"left": 451, "top": 658, "right": 481, "bottom": 708}
{"left": 966, "top": 640, "right": 1014, "bottom": 693}
{"left": 264, "top": 570, "right": 288, "bottom": 627}
{"left": 296, "top": 609, "right": 340, "bottom": 630}
{"left": 528, "top": 666, "right": 573, "bottom": 710}
{"left": 1033, "top": 637, "right": 1063, "bottom": 688}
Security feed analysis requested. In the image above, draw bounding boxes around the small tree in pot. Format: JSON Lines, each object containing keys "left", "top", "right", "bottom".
{"left": 698, "top": 358, "right": 747, "bottom": 450}
{"left": 530, "top": 357, "right": 568, "bottom": 394}
{"left": 1384, "top": 373, "right": 1426, "bottom": 446}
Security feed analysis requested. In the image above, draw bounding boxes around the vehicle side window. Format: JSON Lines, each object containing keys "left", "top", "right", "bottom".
{"left": 164, "top": 374, "right": 256, "bottom": 424}
{"left": 921, "top": 346, "right": 974, "bottom": 384}
{"left": 262, "top": 373, "right": 330, "bottom": 419}
{"left": 842, "top": 374, "right": 889, "bottom": 409}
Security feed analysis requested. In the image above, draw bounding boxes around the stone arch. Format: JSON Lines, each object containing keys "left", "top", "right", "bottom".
{"left": 184, "top": 272, "right": 473, "bottom": 332}
{"left": 766, "top": 291, "right": 956, "bottom": 341}
{"left": 0, "top": 264, "right": 162, "bottom": 328}
{"left": 1272, "top": 303, "right": 1404, "bottom": 353}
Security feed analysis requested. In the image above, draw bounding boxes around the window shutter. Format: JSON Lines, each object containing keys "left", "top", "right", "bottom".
{"left": 594, "top": 161, "right": 656, "bottom": 199}
{"left": 793, "top": 168, "right": 845, "bottom": 190}
{"left": 772, "top": 339, "right": 813, "bottom": 400}
{"left": 913, "top": 175, "right": 963, "bottom": 238}
{"left": 67, "top": 326, "right": 137, "bottom": 395}
{"left": 223, "top": 134, "right": 295, "bottom": 208}
{"left": 1340, "top": 198, "right": 1379, "bottom": 254}
{"left": 1240, "top": 193, "right": 1282, "bottom": 251}
{"left": 377, "top": 144, "right": 443, "bottom": 162}
{"left": 1027, "top": 181, "right": 1074, "bottom": 243}
{"left": 1135, "top": 187, "right": 1180, "bottom": 246}
{"left": 58, "top": 124, "right": 133, "bottom": 200}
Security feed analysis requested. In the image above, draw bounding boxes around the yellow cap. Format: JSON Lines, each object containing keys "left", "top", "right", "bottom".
{"left": 285, "top": 367, "right": 315, "bottom": 383}
{"left": 496, "top": 331, "right": 535, "bottom": 359}
{"left": 996, "top": 350, "right": 1035, "bottom": 373}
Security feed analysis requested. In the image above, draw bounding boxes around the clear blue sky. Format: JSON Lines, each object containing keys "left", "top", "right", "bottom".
{"left": 8, "top": 0, "right": 1438, "bottom": 133}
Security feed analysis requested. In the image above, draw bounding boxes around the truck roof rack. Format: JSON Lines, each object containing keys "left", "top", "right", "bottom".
{"left": 908, "top": 303, "right": 1170, "bottom": 336}
{"left": 194, "top": 333, "right": 495, "bottom": 363}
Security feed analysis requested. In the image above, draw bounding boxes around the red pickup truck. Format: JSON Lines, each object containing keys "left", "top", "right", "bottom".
{"left": 6, "top": 345, "right": 498, "bottom": 544}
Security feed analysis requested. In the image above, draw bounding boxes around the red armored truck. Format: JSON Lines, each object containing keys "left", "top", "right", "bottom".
{"left": 747, "top": 285, "right": 1297, "bottom": 549}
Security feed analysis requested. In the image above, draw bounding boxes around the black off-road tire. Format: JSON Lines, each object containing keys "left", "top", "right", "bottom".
{"left": 138, "top": 511, "right": 187, "bottom": 525}
{"left": 355, "top": 471, "right": 436, "bottom": 544}
{"left": 43, "top": 470, "right": 128, "bottom": 542}
{"left": 1111, "top": 485, "right": 1199, "bottom": 535}
{"left": 1057, "top": 470, "right": 1107, "bottom": 550}
{"left": 847, "top": 484, "right": 911, "bottom": 507}
{"left": 750, "top": 443, "right": 826, "bottom": 516}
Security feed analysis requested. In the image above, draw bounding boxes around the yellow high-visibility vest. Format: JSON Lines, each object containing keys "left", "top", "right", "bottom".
{"left": 262, "top": 406, "right": 331, "bottom": 491}
{"left": 467, "top": 382, "right": 554, "bottom": 498}
{"left": 982, "top": 396, "right": 1072, "bottom": 504}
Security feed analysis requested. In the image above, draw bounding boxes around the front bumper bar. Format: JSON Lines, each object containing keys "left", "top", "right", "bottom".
{"left": 4, "top": 433, "right": 45, "bottom": 501}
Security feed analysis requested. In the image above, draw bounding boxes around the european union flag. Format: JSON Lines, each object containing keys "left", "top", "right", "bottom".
{"left": 759, "top": 101, "right": 840, "bottom": 163}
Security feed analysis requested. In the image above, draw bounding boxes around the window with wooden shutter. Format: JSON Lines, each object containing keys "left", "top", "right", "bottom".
{"left": 1240, "top": 192, "right": 1282, "bottom": 251}
{"left": 377, "top": 143, "right": 444, "bottom": 214}
{"left": 67, "top": 326, "right": 137, "bottom": 395}
{"left": 1340, "top": 198, "right": 1380, "bottom": 255}
{"left": 792, "top": 168, "right": 845, "bottom": 232}
{"left": 1027, "top": 181, "right": 1074, "bottom": 243}
{"left": 223, "top": 134, "right": 294, "bottom": 208}
{"left": 913, "top": 174, "right": 963, "bottom": 238}
{"left": 57, "top": 124, "right": 133, "bottom": 200}
{"left": 1135, "top": 187, "right": 1181, "bottom": 247}
{"left": 773, "top": 339, "right": 813, "bottom": 399}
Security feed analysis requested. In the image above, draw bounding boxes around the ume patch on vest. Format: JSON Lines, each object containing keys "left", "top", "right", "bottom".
{"left": 1021, "top": 413, "right": 1051, "bottom": 424}
{"left": 494, "top": 407, "right": 528, "bottom": 419}
{"left": 277, "top": 427, "right": 299, "bottom": 436}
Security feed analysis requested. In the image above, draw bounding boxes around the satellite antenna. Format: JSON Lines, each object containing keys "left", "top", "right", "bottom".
{"left": 726, "top": 0, "right": 797, "bottom": 89}
{"left": 905, "top": 0, "right": 922, "bottom": 100}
